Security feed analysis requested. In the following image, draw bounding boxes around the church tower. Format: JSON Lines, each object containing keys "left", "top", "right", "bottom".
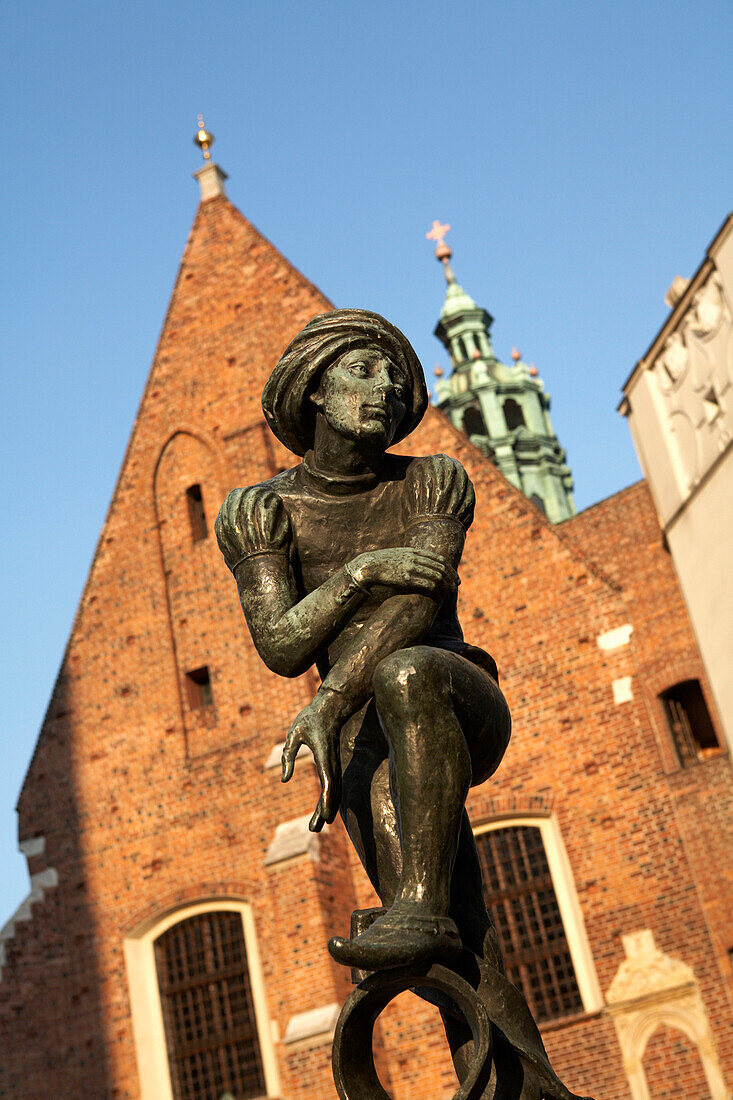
{"left": 427, "top": 222, "right": 576, "bottom": 523}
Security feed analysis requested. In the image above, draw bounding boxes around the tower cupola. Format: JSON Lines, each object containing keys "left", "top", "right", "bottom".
{"left": 426, "top": 222, "right": 576, "bottom": 523}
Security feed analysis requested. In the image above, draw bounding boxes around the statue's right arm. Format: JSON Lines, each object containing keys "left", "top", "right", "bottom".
{"left": 216, "top": 486, "right": 369, "bottom": 678}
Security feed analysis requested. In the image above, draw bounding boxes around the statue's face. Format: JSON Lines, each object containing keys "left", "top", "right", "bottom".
{"left": 311, "top": 347, "right": 409, "bottom": 448}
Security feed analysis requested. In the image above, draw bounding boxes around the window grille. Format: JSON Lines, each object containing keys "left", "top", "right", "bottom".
{"left": 476, "top": 824, "right": 583, "bottom": 1023}
{"left": 186, "top": 484, "right": 208, "bottom": 542}
{"left": 154, "top": 910, "right": 266, "bottom": 1100}
{"left": 660, "top": 680, "right": 719, "bottom": 766}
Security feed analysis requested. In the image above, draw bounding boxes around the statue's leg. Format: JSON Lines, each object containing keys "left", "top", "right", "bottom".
{"left": 338, "top": 699, "right": 402, "bottom": 907}
{"left": 329, "top": 647, "right": 509, "bottom": 970}
{"left": 372, "top": 646, "right": 509, "bottom": 919}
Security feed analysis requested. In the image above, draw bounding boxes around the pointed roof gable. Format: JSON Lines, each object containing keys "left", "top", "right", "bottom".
{"left": 18, "top": 190, "right": 334, "bottom": 821}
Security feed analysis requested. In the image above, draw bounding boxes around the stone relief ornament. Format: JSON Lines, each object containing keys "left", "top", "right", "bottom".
{"left": 606, "top": 929, "right": 694, "bottom": 1005}
{"left": 605, "top": 930, "right": 728, "bottom": 1100}
{"left": 689, "top": 273, "right": 725, "bottom": 339}
{"left": 654, "top": 331, "right": 688, "bottom": 393}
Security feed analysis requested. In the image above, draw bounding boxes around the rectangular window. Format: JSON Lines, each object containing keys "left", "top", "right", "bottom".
{"left": 660, "top": 679, "right": 719, "bottom": 766}
{"left": 476, "top": 824, "right": 583, "bottom": 1023}
{"left": 185, "top": 667, "right": 213, "bottom": 710}
{"left": 186, "top": 484, "right": 208, "bottom": 542}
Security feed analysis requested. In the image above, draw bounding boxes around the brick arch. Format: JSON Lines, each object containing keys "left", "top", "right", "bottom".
{"left": 152, "top": 430, "right": 240, "bottom": 755}
{"left": 121, "top": 882, "right": 257, "bottom": 939}
{"left": 470, "top": 792, "right": 555, "bottom": 823}
{"left": 152, "top": 425, "right": 230, "bottom": 495}
{"left": 643, "top": 655, "right": 714, "bottom": 706}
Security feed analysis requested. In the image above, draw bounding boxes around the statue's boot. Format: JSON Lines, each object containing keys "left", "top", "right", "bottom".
{"left": 328, "top": 908, "right": 461, "bottom": 971}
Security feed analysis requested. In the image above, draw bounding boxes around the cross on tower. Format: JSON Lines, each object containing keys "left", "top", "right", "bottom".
{"left": 426, "top": 220, "right": 451, "bottom": 247}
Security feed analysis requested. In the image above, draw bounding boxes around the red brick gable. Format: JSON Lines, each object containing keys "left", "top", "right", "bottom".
{"left": 18, "top": 194, "right": 333, "bottom": 825}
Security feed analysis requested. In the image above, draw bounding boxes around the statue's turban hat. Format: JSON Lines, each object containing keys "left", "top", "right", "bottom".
{"left": 261, "top": 308, "right": 428, "bottom": 456}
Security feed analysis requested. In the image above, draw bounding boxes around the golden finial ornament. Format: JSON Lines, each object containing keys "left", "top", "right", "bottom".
{"left": 194, "top": 114, "right": 215, "bottom": 161}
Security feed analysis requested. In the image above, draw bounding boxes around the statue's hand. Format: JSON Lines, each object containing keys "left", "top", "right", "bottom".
{"left": 348, "top": 548, "right": 459, "bottom": 597}
{"left": 281, "top": 693, "right": 342, "bottom": 832}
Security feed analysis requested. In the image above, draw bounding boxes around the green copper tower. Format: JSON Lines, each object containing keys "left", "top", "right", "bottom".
{"left": 426, "top": 222, "right": 576, "bottom": 523}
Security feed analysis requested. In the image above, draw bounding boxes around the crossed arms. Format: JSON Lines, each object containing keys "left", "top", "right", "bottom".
{"left": 216, "top": 490, "right": 465, "bottom": 831}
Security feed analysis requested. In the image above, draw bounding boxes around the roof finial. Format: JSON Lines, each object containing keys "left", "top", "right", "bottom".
{"left": 192, "top": 118, "right": 228, "bottom": 200}
{"left": 426, "top": 220, "right": 456, "bottom": 284}
{"left": 194, "top": 114, "right": 215, "bottom": 161}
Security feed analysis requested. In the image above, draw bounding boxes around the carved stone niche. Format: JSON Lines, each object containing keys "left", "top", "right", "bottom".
{"left": 605, "top": 929, "right": 730, "bottom": 1100}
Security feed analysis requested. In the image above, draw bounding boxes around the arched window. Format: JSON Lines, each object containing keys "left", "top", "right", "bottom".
{"left": 124, "top": 901, "right": 281, "bottom": 1100}
{"left": 503, "top": 398, "right": 526, "bottom": 431}
{"left": 463, "top": 405, "right": 488, "bottom": 438}
{"left": 659, "top": 680, "right": 719, "bottom": 766}
{"left": 474, "top": 819, "right": 601, "bottom": 1022}
{"left": 155, "top": 911, "right": 265, "bottom": 1100}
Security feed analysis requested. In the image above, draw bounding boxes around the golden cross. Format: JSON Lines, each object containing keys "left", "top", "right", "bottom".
{"left": 426, "top": 220, "right": 451, "bottom": 247}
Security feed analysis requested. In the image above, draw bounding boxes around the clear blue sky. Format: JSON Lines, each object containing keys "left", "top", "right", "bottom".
{"left": 2, "top": 0, "right": 731, "bottom": 917}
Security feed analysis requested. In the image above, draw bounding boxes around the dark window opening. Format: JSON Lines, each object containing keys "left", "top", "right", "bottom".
{"left": 463, "top": 405, "right": 488, "bottom": 437}
{"left": 186, "top": 484, "right": 208, "bottom": 542}
{"left": 476, "top": 825, "right": 583, "bottom": 1023}
{"left": 529, "top": 493, "right": 546, "bottom": 516}
{"left": 503, "top": 398, "right": 526, "bottom": 431}
{"left": 455, "top": 336, "right": 468, "bottom": 363}
{"left": 186, "top": 666, "right": 214, "bottom": 710}
{"left": 155, "top": 910, "right": 266, "bottom": 1100}
{"left": 660, "top": 680, "right": 719, "bottom": 766}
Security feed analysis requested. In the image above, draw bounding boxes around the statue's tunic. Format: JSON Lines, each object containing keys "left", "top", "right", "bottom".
{"left": 224, "top": 451, "right": 498, "bottom": 681}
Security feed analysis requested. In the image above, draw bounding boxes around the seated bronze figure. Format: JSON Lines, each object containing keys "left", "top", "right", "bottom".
{"left": 216, "top": 309, "right": 591, "bottom": 1099}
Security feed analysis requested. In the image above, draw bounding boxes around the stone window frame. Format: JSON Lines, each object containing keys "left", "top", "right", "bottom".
{"left": 123, "top": 898, "right": 282, "bottom": 1100}
{"left": 473, "top": 814, "right": 603, "bottom": 1015}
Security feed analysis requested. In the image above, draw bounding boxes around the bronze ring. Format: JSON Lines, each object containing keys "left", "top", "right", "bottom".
{"left": 332, "top": 962, "right": 492, "bottom": 1100}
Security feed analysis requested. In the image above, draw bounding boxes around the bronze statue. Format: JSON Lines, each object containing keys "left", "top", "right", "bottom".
{"left": 216, "top": 310, "right": 591, "bottom": 1099}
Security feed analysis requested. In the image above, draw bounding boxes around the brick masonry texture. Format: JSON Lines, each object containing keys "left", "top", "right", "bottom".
{"left": 1, "top": 193, "right": 731, "bottom": 1100}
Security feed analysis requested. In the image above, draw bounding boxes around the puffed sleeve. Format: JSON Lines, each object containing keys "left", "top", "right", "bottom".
{"left": 403, "top": 454, "right": 476, "bottom": 533}
{"left": 215, "top": 485, "right": 292, "bottom": 574}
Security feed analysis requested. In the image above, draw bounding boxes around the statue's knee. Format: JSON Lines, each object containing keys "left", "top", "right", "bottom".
{"left": 372, "top": 651, "right": 405, "bottom": 702}
{"left": 373, "top": 647, "right": 443, "bottom": 709}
